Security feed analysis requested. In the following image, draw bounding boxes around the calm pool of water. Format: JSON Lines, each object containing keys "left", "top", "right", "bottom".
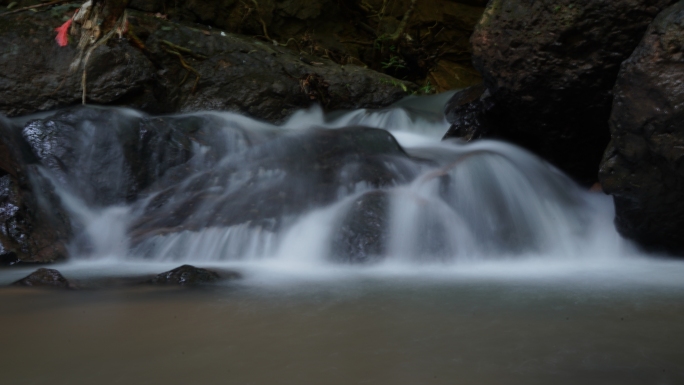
{"left": 1, "top": 259, "right": 684, "bottom": 385}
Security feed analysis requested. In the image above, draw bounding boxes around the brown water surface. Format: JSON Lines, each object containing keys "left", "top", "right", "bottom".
{"left": 1, "top": 269, "right": 683, "bottom": 385}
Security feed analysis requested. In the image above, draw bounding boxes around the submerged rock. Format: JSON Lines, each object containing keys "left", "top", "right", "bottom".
{"left": 7, "top": 266, "right": 236, "bottom": 289}
{"left": 444, "top": 0, "right": 675, "bottom": 185}
{"left": 12, "top": 268, "right": 74, "bottom": 289}
{"left": 331, "top": 190, "right": 390, "bottom": 264}
{"left": 149, "top": 265, "right": 238, "bottom": 286}
{"left": 600, "top": 2, "right": 684, "bottom": 254}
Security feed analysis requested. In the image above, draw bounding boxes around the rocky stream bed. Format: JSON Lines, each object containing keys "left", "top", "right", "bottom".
{"left": 2, "top": 0, "right": 684, "bottom": 275}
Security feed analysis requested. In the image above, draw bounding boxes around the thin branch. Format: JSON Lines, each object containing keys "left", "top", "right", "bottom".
{"left": 164, "top": 48, "right": 201, "bottom": 94}
{"left": 389, "top": 0, "right": 417, "bottom": 42}
{"left": 250, "top": 0, "right": 271, "bottom": 41}
{"left": 339, "top": 40, "right": 374, "bottom": 46}
{"left": 160, "top": 40, "right": 207, "bottom": 60}
{"left": 0, "top": 0, "right": 71, "bottom": 16}
{"left": 280, "top": 38, "right": 302, "bottom": 52}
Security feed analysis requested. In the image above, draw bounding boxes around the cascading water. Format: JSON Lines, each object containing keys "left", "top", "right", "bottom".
{"left": 6, "top": 95, "right": 684, "bottom": 385}
{"left": 8, "top": 93, "right": 632, "bottom": 268}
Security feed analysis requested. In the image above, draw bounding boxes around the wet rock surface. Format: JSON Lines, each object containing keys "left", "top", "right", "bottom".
{"left": 149, "top": 265, "right": 237, "bottom": 286}
{"left": 20, "top": 107, "right": 198, "bottom": 206}
{"left": 600, "top": 2, "right": 684, "bottom": 254}
{"left": 0, "top": 9, "right": 414, "bottom": 121}
{"left": 331, "top": 190, "right": 390, "bottom": 264}
{"left": 3, "top": 106, "right": 424, "bottom": 262}
{"left": 0, "top": 251, "right": 20, "bottom": 266}
{"left": 129, "top": 125, "right": 420, "bottom": 244}
{"left": 11, "top": 106, "right": 281, "bottom": 258}
{"left": 442, "top": 84, "right": 494, "bottom": 142}
{"left": 0, "top": 117, "right": 71, "bottom": 263}
{"left": 444, "top": 0, "right": 675, "bottom": 185}
{"left": 7, "top": 265, "right": 241, "bottom": 289}
{"left": 12, "top": 268, "right": 74, "bottom": 288}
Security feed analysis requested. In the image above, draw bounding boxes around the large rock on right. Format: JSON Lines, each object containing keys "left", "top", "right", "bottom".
{"left": 600, "top": 1, "right": 684, "bottom": 254}
{"left": 445, "top": 0, "right": 675, "bottom": 185}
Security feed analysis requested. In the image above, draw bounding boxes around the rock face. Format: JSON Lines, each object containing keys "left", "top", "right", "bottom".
{"left": 444, "top": 0, "right": 675, "bottom": 185}
{"left": 443, "top": 83, "right": 494, "bottom": 142}
{"left": 20, "top": 107, "right": 195, "bottom": 206}
{"left": 0, "top": 117, "right": 71, "bottom": 263}
{"left": 331, "top": 190, "right": 390, "bottom": 264}
{"left": 0, "top": 11, "right": 156, "bottom": 116}
{"left": 122, "top": 0, "right": 486, "bottom": 92}
{"left": 600, "top": 2, "right": 684, "bottom": 254}
{"left": 0, "top": 10, "right": 413, "bottom": 121}
{"left": 12, "top": 268, "right": 74, "bottom": 288}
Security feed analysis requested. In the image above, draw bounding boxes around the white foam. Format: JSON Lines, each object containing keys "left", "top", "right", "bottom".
{"left": 22, "top": 93, "right": 650, "bottom": 277}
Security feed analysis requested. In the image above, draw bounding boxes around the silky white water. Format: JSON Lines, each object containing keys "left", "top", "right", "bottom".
{"left": 19, "top": 92, "right": 631, "bottom": 271}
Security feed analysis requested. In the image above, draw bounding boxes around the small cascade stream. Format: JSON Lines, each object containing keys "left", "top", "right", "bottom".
{"left": 6, "top": 92, "right": 632, "bottom": 269}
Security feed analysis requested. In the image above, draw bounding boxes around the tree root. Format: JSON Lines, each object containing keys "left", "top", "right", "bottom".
{"left": 388, "top": 0, "right": 416, "bottom": 42}
{"left": 251, "top": 0, "right": 270, "bottom": 40}
{"left": 280, "top": 38, "right": 302, "bottom": 52}
{"left": 339, "top": 39, "right": 375, "bottom": 46}
{"left": 81, "top": 26, "right": 119, "bottom": 104}
{"left": 78, "top": 9, "right": 130, "bottom": 104}
{"left": 160, "top": 40, "right": 207, "bottom": 60}
{"left": 163, "top": 48, "right": 201, "bottom": 94}
{"left": 127, "top": 30, "right": 147, "bottom": 51}
{"left": 0, "top": 0, "right": 70, "bottom": 17}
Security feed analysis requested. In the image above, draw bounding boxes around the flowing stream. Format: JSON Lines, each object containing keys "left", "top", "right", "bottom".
{"left": 13, "top": 92, "right": 629, "bottom": 265}
{"left": 1, "top": 93, "right": 684, "bottom": 384}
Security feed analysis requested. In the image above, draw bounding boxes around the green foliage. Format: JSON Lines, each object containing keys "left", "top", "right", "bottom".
{"left": 379, "top": 77, "right": 408, "bottom": 93}
{"left": 416, "top": 80, "right": 435, "bottom": 95}
{"left": 373, "top": 34, "right": 392, "bottom": 50}
{"left": 381, "top": 56, "right": 406, "bottom": 70}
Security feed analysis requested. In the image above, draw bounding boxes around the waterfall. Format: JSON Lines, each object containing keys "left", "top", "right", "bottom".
{"left": 8, "top": 94, "right": 633, "bottom": 267}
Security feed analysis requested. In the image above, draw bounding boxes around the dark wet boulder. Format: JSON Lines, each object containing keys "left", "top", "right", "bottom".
{"left": 0, "top": 117, "right": 71, "bottom": 263}
{"left": 0, "top": 251, "right": 19, "bottom": 266}
{"left": 129, "top": 127, "right": 420, "bottom": 245}
{"left": 11, "top": 268, "right": 74, "bottom": 289}
{"left": 149, "top": 265, "right": 238, "bottom": 286}
{"left": 20, "top": 107, "right": 197, "bottom": 206}
{"left": 0, "top": 10, "right": 413, "bottom": 122}
{"left": 0, "top": 11, "right": 158, "bottom": 116}
{"left": 600, "top": 2, "right": 684, "bottom": 254}
{"left": 17, "top": 106, "right": 279, "bottom": 207}
{"left": 444, "top": 0, "right": 675, "bottom": 185}
{"left": 21, "top": 108, "right": 142, "bottom": 206}
{"left": 331, "top": 190, "right": 390, "bottom": 264}
{"left": 442, "top": 84, "right": 495, "bottom": 142}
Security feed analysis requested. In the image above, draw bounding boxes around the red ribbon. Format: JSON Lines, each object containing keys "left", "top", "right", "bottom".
{"left": 54, "top": 18, "right": 73, "bottom": 47}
